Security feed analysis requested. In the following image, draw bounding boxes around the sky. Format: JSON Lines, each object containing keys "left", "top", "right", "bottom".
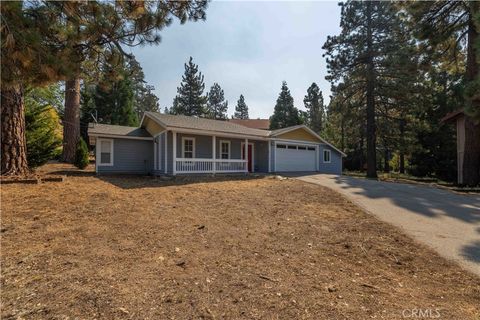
{"left": 130, "top": 1, "right": 342, "bottom": 119}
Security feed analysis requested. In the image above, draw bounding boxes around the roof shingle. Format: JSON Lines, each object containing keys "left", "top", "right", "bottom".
{"left": 88, "top": 123, "right": 152, "bottom": 138}
{"left": 145, "top": 112, "right": 270, "bottom": 137}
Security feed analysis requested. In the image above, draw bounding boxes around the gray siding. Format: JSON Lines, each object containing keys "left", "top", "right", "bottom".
{"left": 254, "top": 140, "right": 269, "bottom": 173}
{"left": 318, "top": 144, "right": 343, "bottom": 174}
{"left": 97, "top": 138, "right": 153, "bottom": 174}
{"left": 176, "top": 133, "right": 212, "bottom": 158}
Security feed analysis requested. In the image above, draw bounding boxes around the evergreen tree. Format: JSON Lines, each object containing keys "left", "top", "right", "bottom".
{"left": 164, "top": 107, "right": 170, "bottom": 114}
{"left": 206, "top": 83, "right": 228, "bottom": 120}
{"left": 270, "top": 81, "right": 302, "bottom": 130}
{"left": 234, "top": 95, "right": 249, "bottom": 119}
{"left": 95, "top": 74, "right": 138, "bottom": 127}
{"left": 24, "top": 85, "right": 63, "bottom": 168}
{"left": 74, "top": 138, "right": 89, "bottom": 170}
{"left": 171, "top": 57, "right": 207, "bottom": 117}
{"left": 1, "top": 1, "right": 208, "bottom": 174}
{"left": 323, "top": 1, "right": 406, "bottom": 178}
{"left": 406, "top": 1, "right": 480, "bottom": 185}
{"left": 126, "top": 58, "right": 160, "bottom": 119}
{"left": 303, "top": 83, "right": 325, "bottom": 133}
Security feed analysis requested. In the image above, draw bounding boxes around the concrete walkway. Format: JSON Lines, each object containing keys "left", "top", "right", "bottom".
{"left": 293, "top": 174, "right": 480, "bottom": 277}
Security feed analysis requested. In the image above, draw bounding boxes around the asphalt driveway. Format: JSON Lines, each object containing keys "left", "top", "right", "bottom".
{"left": 292, "top": 174, "right": 480, "bottom": 277}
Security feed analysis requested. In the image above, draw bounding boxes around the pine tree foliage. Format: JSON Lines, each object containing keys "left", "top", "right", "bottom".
{"left": 171, "top": 57, "right": 207, "bottom": 117}
{"left": 24, "top": 85, "right": 63, "bottom": 168}
{"left": 303, "top": 83, "right": 325, "bottom": 133}
{"left": 270, "top": 81, "right": 302, "bottom": 130}
{"left": 0, "top": 0, "right": 208, "bottom": 174}
{"left": 234, "top": 95, "right": 249, "bottom": 119}
{"left": 406, "top": 1, "right": 480, "bottom": 185}
{"left": 206, "top": 83, "right": 228, "bottom": 120}
{"left": 323, "top": 1, "right": 417, "bottom": 177}
{"left": 126, "top": 58, "right": 160, "bottom": 119}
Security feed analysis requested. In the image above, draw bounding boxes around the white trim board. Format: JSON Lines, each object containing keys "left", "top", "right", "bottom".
{"left": 96, "top": 138, "right": 114, "bottom": 167}
{"left": 241, "top": 142, "right": 255, "bottom": 173}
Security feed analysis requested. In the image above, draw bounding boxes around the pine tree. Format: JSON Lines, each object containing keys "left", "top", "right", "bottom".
{"left": 270, "top": 81, "right": 302, "bottom": 130}
{"left": 206, "top": 83, "right": 228, "bottom": 120}
{"left": 25, "top": 85, "right": 63, "bottom": 168}
{"left": 0, "top": 1, "right": 208, "bottom": 175}
{"left": 172, "top": 57, "right": 207, "bottom": 117}
{"left": 407, "top": 1, "right": 480, "bottom": 185}
{"left": 126, "top": 57, "right": 160, "bottom": 119}
{"left": 303, "top": 83, "right": 325, "bottom": 133}
{"left": 234, "top": 95, "right": 250, "bottom": 119}
{"left": 323, "top": 1, "right": 404, "bottom": 178}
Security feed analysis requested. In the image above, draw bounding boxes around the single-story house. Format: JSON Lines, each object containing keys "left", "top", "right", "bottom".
{"left": 88, "top": 112, "right": 345, "bottom": 175}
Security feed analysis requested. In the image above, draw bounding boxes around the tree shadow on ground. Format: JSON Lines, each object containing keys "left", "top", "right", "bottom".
{"left": 96, "top": 173, "right": 268, "bottom": 189}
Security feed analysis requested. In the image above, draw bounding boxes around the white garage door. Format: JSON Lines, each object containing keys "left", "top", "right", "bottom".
{"left": 275, "top": 144, "right": 317, "bottom": 172}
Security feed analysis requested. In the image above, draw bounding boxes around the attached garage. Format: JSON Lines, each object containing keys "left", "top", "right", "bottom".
{"left": 275, "top": 143, "right": 317, "bottom": 172}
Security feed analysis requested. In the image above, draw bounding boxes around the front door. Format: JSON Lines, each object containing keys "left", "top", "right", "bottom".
{"left": 242, "top": 143, "right": 254, "bottom": 172}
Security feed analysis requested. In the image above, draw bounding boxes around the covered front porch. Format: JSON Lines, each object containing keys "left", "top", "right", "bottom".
{"left": 153, "top": 131, "right": 270, "bottom": 175}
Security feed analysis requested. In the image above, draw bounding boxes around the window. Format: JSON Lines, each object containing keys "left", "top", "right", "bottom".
{"left": 323, "top": 149, "right": 331, "bottom": 163}
{"left": 298, "top": 146, "right": 306, "bottom": 150}
{"left": 277, "top": 144, "right": 286, "bottom": 149}
{"left": 182, "top": 137, "right": 195, "bottom": 158}
{"left": 287, "top": 145, "right": 297, "bottom": 150}
{"left": 98, "top": 139, "right": 113, "bottom": 166}
{"left": 220, "top": 140, "right": 230, "bottom": 159}
{"left": 307, "top": 146, "right": 315, "bottom": 151}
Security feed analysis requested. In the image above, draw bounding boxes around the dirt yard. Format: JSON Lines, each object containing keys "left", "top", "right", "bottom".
{"left": 1, "top": 163, "right": 479, "bottom": 319}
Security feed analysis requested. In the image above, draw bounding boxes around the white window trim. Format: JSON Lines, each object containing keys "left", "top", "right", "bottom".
{"left": 182, "top": 137, "right": 196, "bottom": 159}
{"left": 219, "top": 140, "right": 231, "bottom": 159}
{"left": 97, "top": 138, "right": 114, "bottom": 166}
{"left": 323, "top": 149, "right": 331, "bottom": 163}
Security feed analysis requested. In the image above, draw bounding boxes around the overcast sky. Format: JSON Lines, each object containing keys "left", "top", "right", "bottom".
{"left": 130, "top": 1, "right": 341, "bottom": 119}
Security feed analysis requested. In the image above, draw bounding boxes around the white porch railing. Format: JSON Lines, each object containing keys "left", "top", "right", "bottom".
{"left": 175, "top": 158, "right": 247, "bottom": 174}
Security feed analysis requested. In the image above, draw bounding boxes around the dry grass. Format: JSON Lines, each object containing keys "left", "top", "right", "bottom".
{"left": 1, "top": 163, "right": 479, "bottom": 319}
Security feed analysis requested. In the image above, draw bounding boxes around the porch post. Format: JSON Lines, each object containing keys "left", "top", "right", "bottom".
{"left": 154, "top": 138, "right": 157, "bottom": 171}
{"left": 268, "top": 140, "right": 271, "bottom": 173}
{"left": 212, "top": 135, "right": 216, "bottom": 174}
{"left": 245, "top": 138, "right": 248, "bottom": 173}
{"left": 164, "top": 132, "right": 167, "bottom": 174}
{"left": 172, "top": 131, "right": 177, "bottom": 175}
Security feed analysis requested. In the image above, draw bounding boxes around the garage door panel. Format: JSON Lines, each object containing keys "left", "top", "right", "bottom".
{"left": 276, "top": 144, "right": 316, "bottom": 172}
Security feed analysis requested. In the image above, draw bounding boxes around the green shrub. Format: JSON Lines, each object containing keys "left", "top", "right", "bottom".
{"left": 74, "top": 138, "right": 89, "bottom": 169}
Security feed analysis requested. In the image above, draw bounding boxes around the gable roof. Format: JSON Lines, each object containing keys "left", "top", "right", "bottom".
{"left": 441, "top": 109, "right": 464, "bottom": 123}
{"left": 270, "top": 125, "right": 347, "bottom": 157}
{"left": 143, "top": 112, "right": 270, "bottom": 138}
{"left": 228, "top": 119, "right": 270, "bottom": 130}
{"left": 88, "top": 123, "right": 152, "bottom": 139}
{"left": 141, "top": 113, "right": 346, "bottom": 156}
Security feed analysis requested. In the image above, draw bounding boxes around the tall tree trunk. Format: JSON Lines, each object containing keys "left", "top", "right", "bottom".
{"left": 62, "top": 77, "right": 81, "bottom": 163}
{"left": 1, "top": 84, "right": 29, "bottom": 176}
{"left": 463, "top": 6, "right": 480, "bottom": 186}
{"left": 399, "top": 118, "right": 405, "bottom": 174}
{"left": 366, "top": 1, "right": 377, "bottom": 178}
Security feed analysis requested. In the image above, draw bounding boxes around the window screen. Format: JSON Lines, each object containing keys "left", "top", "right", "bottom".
{"left": 221, "top": 141, "right": 230, "bottom": 159}
{"left": 100, "top": 140, "right": 112, "bottom": 164}
{"left": 183, "top": 139, "right": 194, "bottom": 158}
